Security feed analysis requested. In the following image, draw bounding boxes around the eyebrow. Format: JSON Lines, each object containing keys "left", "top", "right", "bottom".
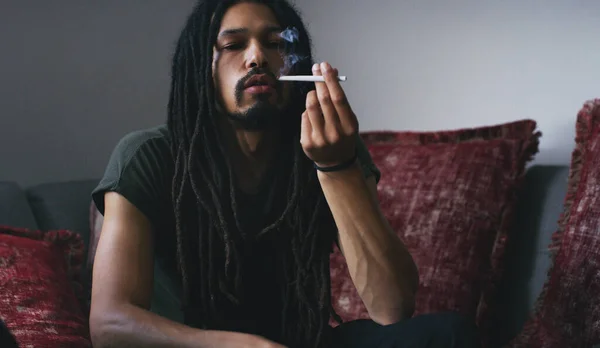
{"left": 218, "top": 25, "right": 283, "bottom": 38}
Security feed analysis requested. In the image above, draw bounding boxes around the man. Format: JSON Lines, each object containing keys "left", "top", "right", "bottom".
{"left": 89, "top": 1, "right": 480, "bottom": 347}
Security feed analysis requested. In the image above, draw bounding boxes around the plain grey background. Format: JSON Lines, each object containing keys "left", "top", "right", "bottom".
{"left": 0, "top": 1, "right": 196, "bottom": 186}
{"left": 1, "top": 1, "right": 599, "bottom": 187}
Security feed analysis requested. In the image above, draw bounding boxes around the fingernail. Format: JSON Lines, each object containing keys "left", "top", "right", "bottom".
{"left": 321, "top": 62, "right": 330, "bottom": 72}
{"left": 312, "top": 63, "right": 320, "bottom": 72}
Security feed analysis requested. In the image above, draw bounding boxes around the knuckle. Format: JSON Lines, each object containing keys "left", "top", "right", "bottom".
{"left": 307, "top": 100, "right": 320, "bottom": 111}
{"left": 300, "top": 136, "right": 313, "bottom": 148}
{"left": 346, "top": 125, "right": 358, "bottom": 136}
{"left": 343, "top": 119, "right": 359, "bottom": 136}
{"left": 326, "top": 131, "right": 341, "bottom": 144}
{"left": 332, "top": 95, "right": 346, "bottom": 105}
{"left": 306, "top": 95, "right": 319, "bottom": 110}
{"left": 319, "top": 93, "right": 331, "bottom": 104}
{"left": 344, "top": 128, "right": 357, "bottom": 137}
{"left": 313, "top": 136, "right": 326, "bottom": 148}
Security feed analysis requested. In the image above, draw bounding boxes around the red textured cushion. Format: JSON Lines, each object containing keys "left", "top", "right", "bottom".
{"left": 0, "top": 226, "right": 91, "bottom": 347}
{"left": 360, "top": 119, "right": 539, "bottom": 146}
{"left": 329, "top": 120, "right": 540, "bottom": 343}
{"left": 510, "top": 100, "right": 600, "bottom": 347}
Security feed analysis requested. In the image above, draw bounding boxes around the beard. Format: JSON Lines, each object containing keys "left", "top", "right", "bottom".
{"left": 224, "top": 68, "right": 287, "bottom": 131}
{"left": 226, "top": 97, "right": 283, "bottom": 131}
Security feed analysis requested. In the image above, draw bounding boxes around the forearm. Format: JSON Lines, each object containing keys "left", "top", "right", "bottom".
{"left": 90, "top": 303, "right": 264, "bottom": 348}
{"left": 318, "top": 163, "right": 419, "bottom": 324}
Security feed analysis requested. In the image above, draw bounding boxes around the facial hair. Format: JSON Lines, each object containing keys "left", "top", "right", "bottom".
{"left": 226, "top": 68, "right": 286, "bottom": 131}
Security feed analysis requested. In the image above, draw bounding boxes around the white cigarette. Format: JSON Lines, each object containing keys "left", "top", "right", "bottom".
{"left": 279, "top": 75, "right": 347, "bottom": 82}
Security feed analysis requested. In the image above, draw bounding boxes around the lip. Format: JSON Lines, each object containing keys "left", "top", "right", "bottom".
{"left": 244, "top": 74, "right": 276, "bottom": 90}
{"left": 245, "top": 85, "right": 275, "bottom": 94}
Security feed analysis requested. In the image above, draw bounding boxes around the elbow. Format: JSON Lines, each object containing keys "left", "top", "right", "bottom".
{"left": 397, "top": 263, "right": 419, "bottom": 321}
{"left": 399, "top": 289, "right": 417, "bottom": 320}
{"left": 369, "top": 289, "right": 416, "bottom": 326}
{"left": 89, "top": 305, "right": 131, "bottom": 348}
{"left": 370, "top": 266, "right": 419, "bottom": 326}
{"left": 365, "top": 239, "right": 421, "bottom": 326}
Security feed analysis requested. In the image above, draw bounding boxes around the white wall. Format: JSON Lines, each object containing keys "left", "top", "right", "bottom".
{"left": 1, "top": 1, "right": 598, "bottom": 186}
{"left": 0, "top": 1, "right": 196, "bottom": 187}
{"left": 294, "top": 0, "right": 600, "bottom": 165}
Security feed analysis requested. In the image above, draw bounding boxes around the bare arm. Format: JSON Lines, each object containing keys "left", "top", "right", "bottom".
{"left": 300, "top": 62, "right": 418, "bottom": 325}
{"left": 318, "top": 165, "right": 419, "bottom": 325}
{"left": 89, "top": 192, "right": 284, "bottom": 348}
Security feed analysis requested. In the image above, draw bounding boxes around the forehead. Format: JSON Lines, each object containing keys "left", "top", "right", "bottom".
{"left": 219, "top": 2, "right": 280, "bottom": 32}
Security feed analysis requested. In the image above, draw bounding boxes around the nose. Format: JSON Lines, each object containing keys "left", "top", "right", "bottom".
{"left": 245, "top": 39, "right": 268, "bottom": 70}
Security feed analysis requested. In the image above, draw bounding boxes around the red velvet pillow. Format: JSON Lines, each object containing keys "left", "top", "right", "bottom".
{"left": 0, "top": 226, "right": 91, "bottom": 347}
{"left": 329, "top": 120, "right": 540, "bottom": 343}
{"left": 510, "top": 100, "right": 600, "bottom": 347}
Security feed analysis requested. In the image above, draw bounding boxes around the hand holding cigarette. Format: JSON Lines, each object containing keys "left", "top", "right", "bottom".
{"left": 300, "top": 61, "right": 358, "bottom": 169}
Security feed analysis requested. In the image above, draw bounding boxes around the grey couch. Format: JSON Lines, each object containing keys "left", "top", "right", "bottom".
{"left": 0, "top": 165, "right": 578, "bottom": 347}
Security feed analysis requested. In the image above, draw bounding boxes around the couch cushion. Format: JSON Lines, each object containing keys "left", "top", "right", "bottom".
{"left": 26, "top": 179, "right": 99, "bottom": 259}
{"left": 492, "top": 165, "right": 569, "bottom": 345}
{"left": 511, "top": 99, "right": 600, "bottom": 347}
{"left": 0, "top": 225, "right": 90, "bottom": 347}
{"left": 0, "top": 182, "right": 38, "bottom": 229}
{"left": 329, "top": 120, "right": 540, "bottom": 347}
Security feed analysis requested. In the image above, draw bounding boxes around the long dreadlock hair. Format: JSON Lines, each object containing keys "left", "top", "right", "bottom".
{"left": 166, "top": 1, "right": 341, "bottom": 347}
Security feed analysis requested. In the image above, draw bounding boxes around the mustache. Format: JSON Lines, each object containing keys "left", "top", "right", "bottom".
{"left": 234, "top": 68, "right": 282, "bottom": 100}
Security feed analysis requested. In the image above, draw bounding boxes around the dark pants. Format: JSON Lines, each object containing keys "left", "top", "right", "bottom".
{"left": 331, "top": 312, "right": 481, "bottom": 348}
{"left": 0, "top": 319, "right": 18, "bottom": 348}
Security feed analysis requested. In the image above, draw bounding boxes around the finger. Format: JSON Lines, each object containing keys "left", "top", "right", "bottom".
{"left": 306, "top": 90, "right": 325, "bottom": 143}
{"left": 300, "top": 111, "right": 311, "bottom": 146}
{"left": 321, "top": 62, "right": 357, "bottom": 134}
{"left": 312, "top": 63, "right": 340, "bottom": 138}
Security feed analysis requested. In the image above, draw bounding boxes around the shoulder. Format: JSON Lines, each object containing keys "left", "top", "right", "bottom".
{"left": 92, "top": 124, "right": 173, "bottom": 221}
{"left": 114, "top": 124, "right": 171, "bottom": 163}
{"left": 122, "top": 123, "right": 170, "bottom": 144}
{"left": 105, "top": 124, "right": 173, "bottom": 180}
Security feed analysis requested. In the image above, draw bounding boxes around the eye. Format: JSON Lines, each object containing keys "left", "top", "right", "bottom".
{"left": 222, "top": 43, "right": 244, "bottom": 51}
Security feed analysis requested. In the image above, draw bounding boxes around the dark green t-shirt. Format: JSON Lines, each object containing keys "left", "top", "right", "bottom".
{"left": 91, "top": 123, "right": 380, "bottom": 337}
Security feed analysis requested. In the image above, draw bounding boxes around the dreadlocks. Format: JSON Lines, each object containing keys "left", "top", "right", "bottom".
{"left": 166, "top": 1, "right": 341, "bottom": 347}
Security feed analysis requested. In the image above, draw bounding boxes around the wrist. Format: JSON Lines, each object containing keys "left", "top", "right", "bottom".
{"left": 314, "top": 151, "right": 358, "bottom": 173}
{"left": 316, "top": 160, "right": 362, "bottom": 182}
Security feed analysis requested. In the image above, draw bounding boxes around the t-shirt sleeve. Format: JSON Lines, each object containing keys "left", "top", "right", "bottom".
{"left": 355, "top": 134, "right": 381, "bottom": 184}
{"left": 91, "top": 129, "right": 171, "bottom": 228}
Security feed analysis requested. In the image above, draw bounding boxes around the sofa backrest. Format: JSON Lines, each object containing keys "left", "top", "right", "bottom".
{"left": 25, "top": 179, "right": 99, "bottom": 254}
{"left": 493, "top": 165, "right": 570, "bottom": 344}
{"left": 0, "top": 179, "right": 99, "bottom": 263}
{"left": 0, "top": 182, "right": 38, "bottom": 230}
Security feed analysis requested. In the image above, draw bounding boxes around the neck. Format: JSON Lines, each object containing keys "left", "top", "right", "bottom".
{"left": 220, "top": 118, "right": 279, "bottom": 193}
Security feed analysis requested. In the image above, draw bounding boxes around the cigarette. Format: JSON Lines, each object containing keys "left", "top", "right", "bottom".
{"left": 278, "top": 75, "right": 347, "bottom": 82}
